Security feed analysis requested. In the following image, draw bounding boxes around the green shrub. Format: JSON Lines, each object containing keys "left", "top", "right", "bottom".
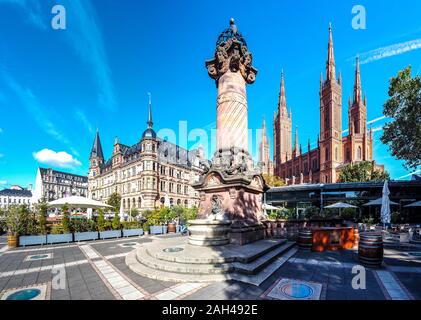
{"left": 51, "top": 224, "right": 63, "bottom": 234}
{"left": 112, "top": 213, "right": 121, "bottom": 230}
{"left": 97, "top": 210, "right": 106, "bottom": 231}
{"left": 6, "top": 205, "right": 34, "bottom": 236}
{"left": 122, "top": 221, "right": 141, "bottom": 229}
{"left": 142, "top": 222, "right": 150, "bottom": 232}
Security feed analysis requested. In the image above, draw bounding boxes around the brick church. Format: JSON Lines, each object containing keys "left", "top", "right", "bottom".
{"left": 267, "top": 25, "right": 383, "bottom": 185}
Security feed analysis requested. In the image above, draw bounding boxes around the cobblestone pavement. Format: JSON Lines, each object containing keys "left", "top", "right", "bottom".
{"left": 0, "top": 234, "right": 420, "bottom": 300}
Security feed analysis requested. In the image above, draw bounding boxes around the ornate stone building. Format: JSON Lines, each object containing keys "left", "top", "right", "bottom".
{"left": 32, "top": 167, "right": 88, "bottom": 203}
{"left": 258, "top": 117, "right": 274, "bottom": 175}
{"left": 88, "top": 100, "right": 206, "bottom": 211}
{"left": 273, "top": 25, "right": 380, "bottom": 184}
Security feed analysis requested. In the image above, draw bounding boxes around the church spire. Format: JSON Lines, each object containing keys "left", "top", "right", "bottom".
{"left": 294, "top": 126, "right": 299, "bottom": 152}
{"left": 90, "top": 129, "right": 104, "bottom": 160}
{"left": 278, "top": 69, "right": 287, "bottom": 115}
{"left": 354, "top": 56, "right": 362, "bottom": 104}
{"left": 326, "top": 23, "right": 336, "bottom": 82}
{"left": 147, "top": 92, "right": 153, "bottom": 128}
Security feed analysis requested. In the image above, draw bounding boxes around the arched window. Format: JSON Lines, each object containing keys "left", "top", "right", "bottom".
{"left": 122, "top": 199, "right": 126, "bottom": 209}
{"left": 177, "top": 199, "right": 181, "bottom": 205}
{"left": 325, "top": 147, "right": 329, "bottom": 161}
{"left": 138, "top": 197, "right": 142, "bottom": 208}
{"left": 324, "top": 108, "right": 329, "bottom": 131}
{"left": 184, "top": 199, "right": 188, "bottom": 207}
{"left": 357, "top": 146, "right": 362, "bottom": 159}
{"left": 335, "top": 147, "right": 338, "bottom": 161}
{"left": 346, "top": 148, "right": 350, "bottom": 161}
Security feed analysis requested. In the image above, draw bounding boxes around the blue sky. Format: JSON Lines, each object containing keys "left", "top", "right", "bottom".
{"left": 0, "top": 0, "right": 420, "bottom": 188}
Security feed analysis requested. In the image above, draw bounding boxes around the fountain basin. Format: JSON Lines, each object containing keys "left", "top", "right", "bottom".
{"left": 188, "top": 219, "right": 231, "bottom": 246}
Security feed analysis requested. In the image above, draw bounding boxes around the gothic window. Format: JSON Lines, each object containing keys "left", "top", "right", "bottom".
{"left": 354, "top": 118, "right": 359, "bottom": 134}
{"left": 324, "top": 107, "right": 329, "bottom": 131}
{"left": 325, "top": 147, "right": 329, "bottom": 161}
{"left": 357, "top": 146, "right": 362, "bottom": 160}
{"left": 346, "top": 148, "right": 351, "bottom": 161}
{"left": 304, "top": 163, "right": 308, "bottom": 174}
{"left": 335, "top": 147, "right": 338, "bottom": 161}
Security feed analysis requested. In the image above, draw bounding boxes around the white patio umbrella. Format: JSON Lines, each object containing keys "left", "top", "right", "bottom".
{"left": 262, "top": 203, "right": 280, "bottom": 211}
{"left": 47, "top": 196, "right": 113, "bottom": 209}
{"left": 380, "top": 181, "right": 391, "bottom": 227}
{"left": 363, "top": 198, "right": 399, "bottom": 206}
{"left": 324, "top": 202, "right": 359, "bottom": 217}
{"left": 405, "top": 200, "right": 421, "bottom": 208}
{"left": 119, "top": 199, "right": 125, "bottom": 222}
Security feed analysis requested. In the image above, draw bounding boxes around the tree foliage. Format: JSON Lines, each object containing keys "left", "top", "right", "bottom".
{"left": 60, "top": 204, "right": 71, "bottom": 234}
{"left": 262, "top": 174, "right": 286, "bottom": 187}
{"left": 107, "top": 192, "right": 121, "bottom": 213}
{"left": 381, "top": 66, "right": 421, "bottom": 170}
{"left": 35, "top": 199, "right": 48, "bottom": 235}
{"left": 338, "top": 161, "right": 389, "bottom": 183}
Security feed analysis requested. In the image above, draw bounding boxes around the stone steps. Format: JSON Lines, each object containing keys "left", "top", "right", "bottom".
{"left": 147, "top": 238, "right": 287, "bottom": 264}
{"left": 126, "top": 251, "right": 232, "bottom": 283}
{"left": 137, "top": 246, "right": 234, "bottom": 275}
{"left": 232, "top": 242, "right": 296, "bottom": 275}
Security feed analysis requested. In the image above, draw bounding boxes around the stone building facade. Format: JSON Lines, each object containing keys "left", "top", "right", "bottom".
{"left": 273, "top": 25, "right": 381, "bottom": 184}
{"left": 32, "top": 168, "right": 88, "bottom": 203}
{"left": 0, "top": 185, "right": 32, "bottom": 209}
{"left": 88, "top": 101, "right": 206, "bottom": 212}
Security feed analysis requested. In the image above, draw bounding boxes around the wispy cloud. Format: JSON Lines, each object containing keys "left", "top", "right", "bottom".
{"left": 0, "top": 0, "right": 47, "bottom": 29}
{"left": 1, "top": 0, "right": 116, "bottom": 110}
{"left": 74, "top": 109, "right": 94, "bottom": 134}
{"left": 1, "top": 70, "right": 79, "bottom": 156}
{"left": 367, "top": 116, "right": 386, "bottom": 125}
{"left": 342, "top": 115, "right": 387, "bottom": 134}
{"left": 33, "top": 148, "right": 82, "bottom": 169}
{"left": 357, "top": 39, "right": 421, "bottom": 65}
{"left": 0, "top": 180, "right": 7, "bottom": 185}
{"left": 61, "top": 0, "right": 117, "bottom": 110}
{"left": 397, "top": 169, "right": 421, "bottom": 180}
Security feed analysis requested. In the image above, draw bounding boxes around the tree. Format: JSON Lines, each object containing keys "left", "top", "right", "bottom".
{"left": 61, "top": 204, "right": 71, "bottom": 234}
{"left": 338, "top": 161, "right": 389, "bottom": 183}
{"left": 107, "top": 192, "right": 121, "bottom": 213}
{"left": 97, "top": 209, "right": 106, "bottom": 231}
{"left": 112, "top": 213, "right": 120, "bottom": 230}
{"left": 262, "top": 174, "right": 286, "bottom": 187}
{"left": 381, "top": 66, "right": 421, "bottom": 170}
{"left": 35, "top": 199, "right": 48, "bottom": 235}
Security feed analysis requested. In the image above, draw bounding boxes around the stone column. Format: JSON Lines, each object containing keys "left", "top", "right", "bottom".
{"left": 216, "top": 71, "right": 248, "bottom": 151}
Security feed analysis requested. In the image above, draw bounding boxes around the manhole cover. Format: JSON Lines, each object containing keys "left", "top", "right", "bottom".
{"left": 6, "top": 289, "right": 41, "bottom": 300}
{"left": 121, "top": 243, "right": 138, "bottom": 247}
{"left": 28, "top": 254, "right": 49, "bottom": 260}
{"left": 280, "top": 282, "right": 314, "bottom": 299}
{"left": 163, "top": 247, "right": 184, "bottom": 253}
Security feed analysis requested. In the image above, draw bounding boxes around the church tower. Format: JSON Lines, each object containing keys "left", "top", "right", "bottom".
{"left": 348, "top": 56, "right": 370, "bottom": 162}
{"left": 89, "top": 129, "right": 104, "bottom": 178}
{"left": 259, "top": 117, "right": 272, "bottom": 175}
{"left": 273, "top": 70, "right": 292, "bottom": 176}
{"left": 319, "top": 24, "right": 343, "bottom": 183}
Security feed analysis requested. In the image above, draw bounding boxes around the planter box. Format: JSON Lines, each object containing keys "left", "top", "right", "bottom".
{"left": 99, "top": 230, "right": 121, "bottom": 239}
{"left": 122, "top": 229, "right": 144, "bottom": 237}
{"left": 150, "top": 225, "right": 166, "bottom": 235}
{"left": 74, "top": 231, "right": 99, "bottom": 242}
{"left": 47, "top": 233, "right": 73, "bottom": 244}
{"left": 19, "top": 235, "right": 47, "bottom": 247}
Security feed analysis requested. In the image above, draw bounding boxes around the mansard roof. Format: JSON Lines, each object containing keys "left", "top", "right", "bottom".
{"left": 0, "top": 188, "right": 32, "bottom": 197}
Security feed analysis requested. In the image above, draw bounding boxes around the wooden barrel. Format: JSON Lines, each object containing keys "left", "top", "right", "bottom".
{"left": 354, "top": 227, "right": 360, "bottom": 247}
{"left": 358, "top": 233, "right": 383, "bottom": 268}
{"left": 7, "top": 235, "right": 18, "bottom": 248}
{"left": 167, "top": 223, "right": 176, "bottom": 233}
{"left": 298, "top": 229, "right": 312, "bottom": 250}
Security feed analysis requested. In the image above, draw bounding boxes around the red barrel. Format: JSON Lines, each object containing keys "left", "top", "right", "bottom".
{"left": 358, "top": 233, "right": 383, "bottom": 268}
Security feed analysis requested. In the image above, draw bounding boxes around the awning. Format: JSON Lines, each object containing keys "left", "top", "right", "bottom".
{"left": 47, "top": 196, "right": 113, "bottom": 209}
